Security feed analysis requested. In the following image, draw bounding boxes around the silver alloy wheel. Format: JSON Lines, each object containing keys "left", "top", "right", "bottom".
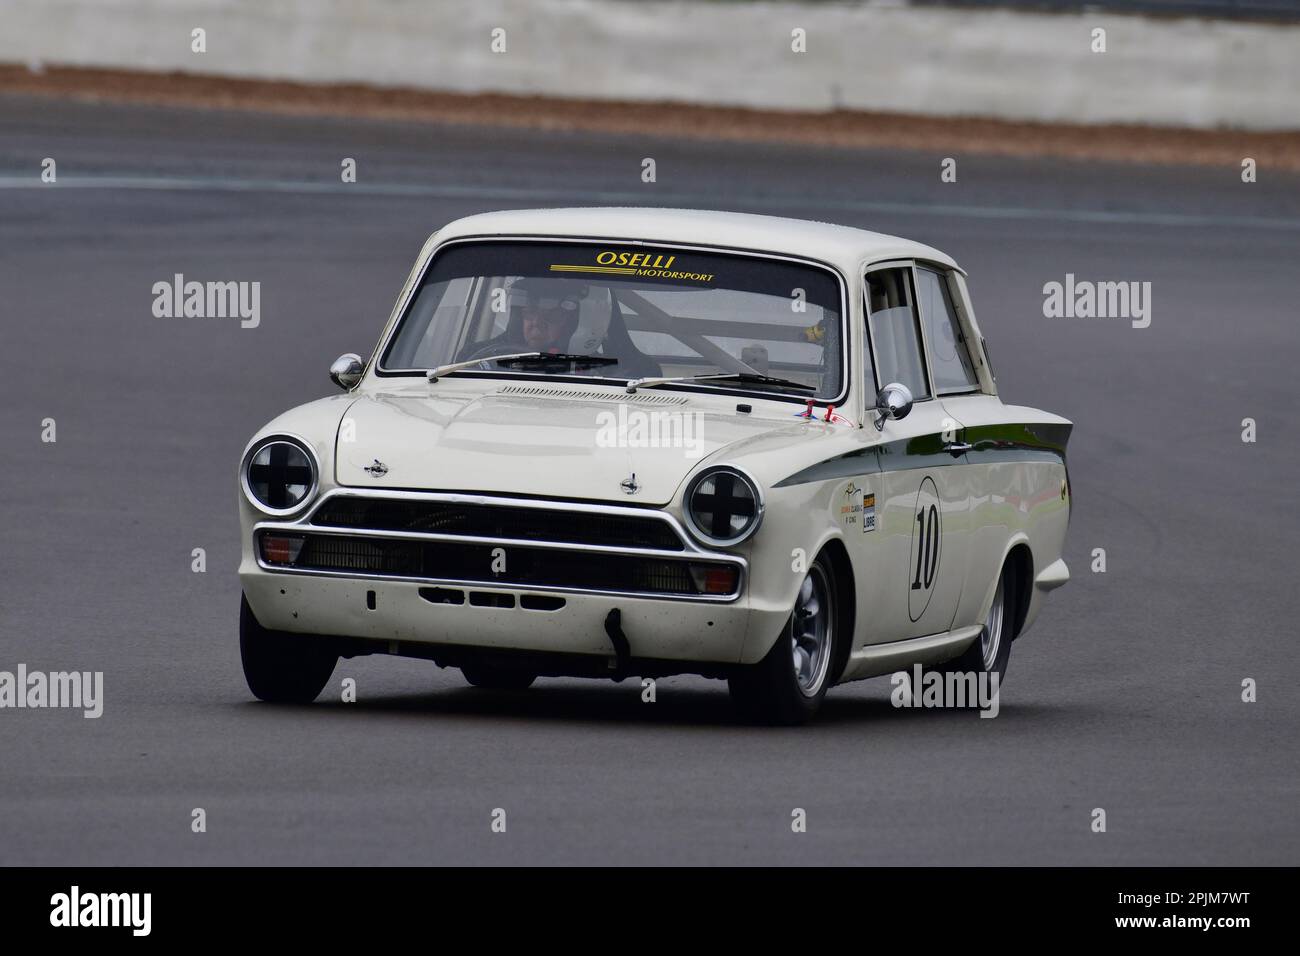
{"left": 981, "top": 575, "right": 1005, "bottom": 670}
{"left": 792, "top": 566, "right": 833, "bottom": 697}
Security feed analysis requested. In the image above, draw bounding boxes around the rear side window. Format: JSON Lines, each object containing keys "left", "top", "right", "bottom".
{"left": 866, "top": 268, "right": 930, "bottom": 400}
{"left": 916, "top": 268, "right": 978, "bottom": 393}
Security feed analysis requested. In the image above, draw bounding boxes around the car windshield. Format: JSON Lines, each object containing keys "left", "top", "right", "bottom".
{"left": 379, "top": 240, "right": 845, "bottom": 400}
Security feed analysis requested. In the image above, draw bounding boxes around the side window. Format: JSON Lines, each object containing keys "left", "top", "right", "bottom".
{"left": 865, "top": 268, "right": 930, "bottom": 400}
{"left": 916, "top": 268, "right": 978, "bottom": 393}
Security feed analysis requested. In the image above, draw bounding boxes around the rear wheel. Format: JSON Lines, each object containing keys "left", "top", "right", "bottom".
{"left": 240, "top": 594, "right": 338, "bottom": 703}
{"left": 729, "top": 556, "right": 837, "bottom": 725}
{"left": 933, "top": 560, "right": 1016, "bottom": 686}
{"left": 461, "top": 664, "right": 537, "bottom": 690}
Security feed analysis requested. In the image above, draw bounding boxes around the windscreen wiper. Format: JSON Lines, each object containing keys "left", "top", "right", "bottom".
{"left": 427, "top": 352, "right": 618, "bottom": 382}
{"left": 625, "top": 371, "right": 816, "bottom": 394}
{"left": 496, "top": 353, "right": 619, "bottom": 368}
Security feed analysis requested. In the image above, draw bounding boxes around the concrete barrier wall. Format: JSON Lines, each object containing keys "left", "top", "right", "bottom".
{"left": 2, "top": 0, "right": 1298, "bottom": 130}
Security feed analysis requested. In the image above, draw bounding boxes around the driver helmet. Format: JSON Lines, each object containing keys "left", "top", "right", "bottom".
{"left": 509, "top": 277, "right": 587, "bottom": 314}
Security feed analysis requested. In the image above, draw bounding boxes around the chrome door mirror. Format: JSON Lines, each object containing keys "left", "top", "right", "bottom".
{"left": 873, "top": 382, "right": 914, "bottom": 430}
{"left": 329, "top": 353, "right": 365, "bottom": 390}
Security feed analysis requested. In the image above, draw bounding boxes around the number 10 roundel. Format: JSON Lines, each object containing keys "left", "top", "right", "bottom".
{"left": 908, "top": 475, "right": 942, "bottom": 622}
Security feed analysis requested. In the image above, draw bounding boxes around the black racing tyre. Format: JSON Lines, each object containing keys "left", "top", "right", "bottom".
{"left": 461, "top": 664, "right": 537, "bottom": 690}
{"left": 728, "top": 554, "right": 838, "bottom": 725}
{"left": 239, "top": 593, "right": 338, "bottom": 704}
{"left": 932, "top": 560, "right": 1016, "bottom": 687}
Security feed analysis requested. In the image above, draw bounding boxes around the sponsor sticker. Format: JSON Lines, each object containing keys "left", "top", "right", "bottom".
{"left": 839, "top": 481, "right": 866, "bottom": 529}
{"left": 549, "top": 249, "right": 715, "bottom": 283}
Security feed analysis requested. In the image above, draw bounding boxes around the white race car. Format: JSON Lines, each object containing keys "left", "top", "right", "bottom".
{"left": 238, "top": 208, "right": 1071, "bottom": 723}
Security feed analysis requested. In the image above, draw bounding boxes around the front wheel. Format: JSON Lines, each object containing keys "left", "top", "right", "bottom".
{"left": 728, "top": 557, "right": 838, "bottom": 725}
{"left": 240, "top": 594, "right": 338, "bottom": 703}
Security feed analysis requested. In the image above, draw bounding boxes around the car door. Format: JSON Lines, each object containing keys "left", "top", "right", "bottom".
{"left": 911, "top": 264, "right": 993, "bottom": 633}
{"left": 865, "top": 263, "right": 972, "bottom": 642}
{"left": 919, "top": 266, "right": 1065, "bottom": 632}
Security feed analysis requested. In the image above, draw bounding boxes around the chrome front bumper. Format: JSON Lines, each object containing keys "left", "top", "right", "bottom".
{"left": 240, "top": 488, "right": 761, "bottom": 664}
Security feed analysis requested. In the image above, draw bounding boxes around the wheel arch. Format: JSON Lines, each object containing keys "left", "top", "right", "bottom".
{"left": 818, "top": 537, "right": 857, "bottom": 685}
{"left": 1002, "top": 539, "right": 1033, "bottom": 640}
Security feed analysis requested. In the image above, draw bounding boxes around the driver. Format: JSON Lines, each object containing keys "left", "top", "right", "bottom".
{"left": 519, "top": 284, "right": 581, "bottom": 352}
{"left": 467, "top": 277, "right": 584, "bottom": 357}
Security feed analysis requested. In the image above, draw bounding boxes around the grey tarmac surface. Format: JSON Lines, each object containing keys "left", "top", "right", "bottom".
{"left": 0, "top": 97, "right": 1297, "bottom": 865}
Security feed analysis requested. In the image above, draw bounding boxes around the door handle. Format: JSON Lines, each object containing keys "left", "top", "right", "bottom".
{"left": 944, "top": 442, "right": 972, "bottom": 456}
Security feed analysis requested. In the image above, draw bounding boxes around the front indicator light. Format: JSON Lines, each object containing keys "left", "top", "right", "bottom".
{"left": 689, "top": 564, "right": 739, "bottom": 595}
{"left": 261, "top": 534, "right": 305, "bottom": 566}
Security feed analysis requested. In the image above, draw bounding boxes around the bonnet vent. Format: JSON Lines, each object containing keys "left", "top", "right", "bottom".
{"left": 495, "top": 384, "right": 688, "bottom": 406}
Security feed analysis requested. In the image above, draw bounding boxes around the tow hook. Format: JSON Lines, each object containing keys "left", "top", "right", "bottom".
{"left": 603, "top": 608, "right": 632, "bottom": 681}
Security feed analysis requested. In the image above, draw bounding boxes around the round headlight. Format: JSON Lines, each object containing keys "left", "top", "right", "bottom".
{"left": 684, "top": 467, "right": 763, "bottom": 547}
{"left": 243, "top": 438, "right": 317, "bottom": 515}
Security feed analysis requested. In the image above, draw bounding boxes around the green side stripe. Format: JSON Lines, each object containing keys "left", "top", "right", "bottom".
{"left": 773, "top": 421, "right": 1071, "bottom": 488}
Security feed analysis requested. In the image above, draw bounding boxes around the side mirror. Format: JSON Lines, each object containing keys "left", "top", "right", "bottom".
{"left": 873, "top": 382, "right": 914, "bottom": 430}
{"left": 329, "top": 353, "right": 365, "bottom": 391}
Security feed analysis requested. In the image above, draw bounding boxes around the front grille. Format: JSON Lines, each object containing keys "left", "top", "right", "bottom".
{"left": 310, "top": 497, "right": 683, "bottom": 551}
{"left": 259, "top": 531, "right": 735, "bottom": 597}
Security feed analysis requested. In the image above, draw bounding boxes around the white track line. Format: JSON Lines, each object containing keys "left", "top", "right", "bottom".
{"left": 2, "top": 174, "right": 1298, "bottom": 231}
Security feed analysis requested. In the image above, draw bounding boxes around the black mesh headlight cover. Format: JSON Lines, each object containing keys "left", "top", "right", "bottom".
{"left": 243, "top": 438, "right": 318, "bottom": 515}
{"left": 684, "top": 467, "right": 762, "bottom": 547}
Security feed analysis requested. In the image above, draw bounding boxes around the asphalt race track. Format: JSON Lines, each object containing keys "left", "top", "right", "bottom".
{"left": 1, "top": 97, "right": 1297, "bottom": 865}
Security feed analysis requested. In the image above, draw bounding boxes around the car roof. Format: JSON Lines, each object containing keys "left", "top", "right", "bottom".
{"left": 432, "top": 207, "right": 961, "bottom": 274}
